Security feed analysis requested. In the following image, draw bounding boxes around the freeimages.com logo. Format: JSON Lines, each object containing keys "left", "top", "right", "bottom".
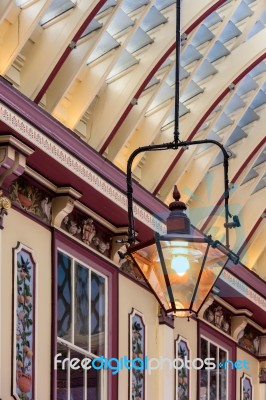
{"left": 54, "top": 354, "right": 249, "bottom": 375}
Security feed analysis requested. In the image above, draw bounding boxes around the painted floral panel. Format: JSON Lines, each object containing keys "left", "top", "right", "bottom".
{"left": 14, "top": 245, "right": 35, "bottom": 400}
{"left": 176, "top": 338, "right": 190, "bottom": 400}
{"left": 130, "top": 311, "right": 145, "bottom": 400}
{"left": 241, "top": 374, "right": 253, "bottom": 400}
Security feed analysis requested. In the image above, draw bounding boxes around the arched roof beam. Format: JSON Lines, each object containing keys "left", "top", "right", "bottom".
{"left": 150, "top": 30, "right": 266, "bottom": 194}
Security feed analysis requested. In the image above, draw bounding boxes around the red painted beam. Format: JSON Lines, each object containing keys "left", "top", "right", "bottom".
{"left": 153, "top": 52, "right": 266, "bottom": 195}
{"left": 99, "top": 0, "right": 227, "bottom": 155}
{"left": 34, "top": 0, "right": 107, "bottom": 104}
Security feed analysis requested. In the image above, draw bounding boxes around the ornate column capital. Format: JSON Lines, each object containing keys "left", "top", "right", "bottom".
{"left": 0, "top": 190, "right": 11, "bottom": 229}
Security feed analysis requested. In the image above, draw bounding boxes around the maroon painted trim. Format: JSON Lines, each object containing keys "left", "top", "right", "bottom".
{"left": 237, "top": 211, "right": 265, "bottom": 256}
{"left": 0, "top": 77, "right": 168, "bottom": 218}
{"left": 201, "top": 137, "right": 266, "bottom": 232}
{"left": 99, "top": 0, "right": 226, "bottom": 155}
{"left": 34, "top": 0, "right": 107, "bottom": 104}
{"left": 153, "top": 53, "right": 266, "bottom": 195}
{"left": 52, "top": 229, "right": 119, "bottom": 400}
{"left": 199, "top": 320, "right": 236, "bottom": 400}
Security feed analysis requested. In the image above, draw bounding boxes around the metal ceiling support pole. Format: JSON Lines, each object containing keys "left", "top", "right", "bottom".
{"left": 126, "top": 0, "right": 239, "bottom": 247}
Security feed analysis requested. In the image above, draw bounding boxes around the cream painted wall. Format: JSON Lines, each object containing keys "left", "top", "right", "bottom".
{"left": 119, "top": 274, "right": 161, "bottom": 400}
{"left": 0, "top": 208, "right": 51, "bottom": 400}
{"left": 174, "top": 317, "right": 198, "bottom": 400}
{"left": 236, "top": 348, "right": 260, "bottom": 400}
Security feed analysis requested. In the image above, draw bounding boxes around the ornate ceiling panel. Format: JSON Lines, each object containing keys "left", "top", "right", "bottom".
{"left": 0, "top": 0, "right": 265, "bottom": 276}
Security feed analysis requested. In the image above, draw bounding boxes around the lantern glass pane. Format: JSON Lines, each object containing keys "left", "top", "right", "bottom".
{"left": 129, "top": 235, "right": 228, "bottom": 315}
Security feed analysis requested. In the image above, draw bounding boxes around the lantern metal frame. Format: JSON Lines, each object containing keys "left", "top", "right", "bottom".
{"left": 121, "top": 0, "right": 240, "bottom": 317}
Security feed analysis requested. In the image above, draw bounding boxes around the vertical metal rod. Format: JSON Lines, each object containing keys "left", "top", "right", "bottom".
{"left": 174, "top": 0, "right": 181, "bottom": 145}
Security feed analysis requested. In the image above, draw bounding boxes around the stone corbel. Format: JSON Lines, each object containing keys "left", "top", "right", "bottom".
{"left": 0, "top": 190, "right": 11, "bottom": 229}
{"left": 51, "top": 187, "right": 82, "bottom": 228}
{"left": 198, "top": 294, "right": 214, "bottom": 318}
{"left": 158, "top": 307, "right": 175, "bottom": 329}
{"left": 0, "top": 135, "right": 34, "bottom": 189}
{"left": 260, "top": 361, "right": 266, "bottom": 384}
{"left": 231, "top": 316, "right": 248, "bottom": 341}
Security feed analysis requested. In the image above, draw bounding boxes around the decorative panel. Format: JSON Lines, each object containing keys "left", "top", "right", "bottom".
{"left": 175, "top": 336, "right": 190, "bottom": 400}
{"left": 240, "top": 374, "right": 253, "bottom": 400}
{"left": 129, "top": 309, "right": 146, "bottom": 400}
{"left": 9, "top": 178, "right": 52, "bottom": 224}
{"left": 13, "top": 243, "right": 36, "bottom": 400}
{"left": 203, "top": 301, "right": 232, "bottom": 334}
{"left": 61, "top": 210, "right": 112, "bottom": 258}
{"left": 238, "top": 324, "right": 260, "bottom": 355}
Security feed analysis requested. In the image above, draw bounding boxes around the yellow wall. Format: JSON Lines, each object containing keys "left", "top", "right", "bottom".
{"left": 174, "top": 317, "right": 198, "bottom": 400}
{"left": 119, "top": 274, "right": 160, "bottom": 399}
{"left": 0, "top": 208, "right": 51, "bottom": 400}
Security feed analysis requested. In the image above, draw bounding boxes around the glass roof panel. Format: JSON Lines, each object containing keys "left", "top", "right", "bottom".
{"left": 206, "top": 41, "right": 230, "bottom": 63}
{"left": 252, "top": 175, "right": 266, "bottom": 194}
{"left": 141, "top": 6, "right": 167, "bottom": 32}
{"left": 231, "top": 1, "right": 253, "bottom": 24}
{"left": 144, "top": 76, "right": 160, "bottom": 91}
{"left": 219, "top": 21, "right": 242, "bottom": 44}
{"left": 108, "top": 8, "right": 134, "bottom": 36}
{"left": 180, "top": 81, "right": 204, "bottom": 103}
{"left": 180, "top": 66, "right": 190, "bottom": 81}
{"left": 87, "top": 32, "right": 120, "bottom": 64}
{"left": 241, "top": 168, "right": 259, "bottom": 185}
{"left": 248, "top": 6, "right": 266, "bottom": 38}
{"left": 161, "top": 103, "right": 190, "bottom": 128}
{"left": 122, "top": 0, "right": 150, "bottom": 14}
{"left": 40, "top": 0, "right": 76, "bottom": 26}
{"left": 213, "top": 113, "right": 233, "bottom": 132}
{"left": 194, "top": 60, "right": 217, "bottom": 83}
{"left": 98, "top": 0, "right": 117, "bottom": 14}
{"left": 191, "top": 25, "right": 215, "bottom": 48}
{"left": 204, "top": 12, "right": 222, "bottom": 29}
{"left": 250, "top": 90, "right": 266, "bottom": 110}
{"left": 238, "top": 108, "right": 259, "bottom": 128}
{"left": 149, "top": 83, "right": 174, "bottom": 110}
{"left": 181, "top": 45, "right": 202, "bottom": 67}
{"left": 225, "top": 126, "right": 247, "bottom": 146}
{"left": 237, "top": 75, "right": 258, "bottom": 96}
{"left": 155, "top": 0, "right": 175, "bottom": 11}
{"left": 249, "top": 61, "right": 266, "bottom": 78}
{"left": 107, "top": 50, "right": 138, "bottom": 79}
{"left": 224, "top": 94, "right": 245, "bottom": 114}
{"left": 80, "top": 19, "right": 102, "bottom": 39}
{"left": 253, "top": 147, "right": 266, "bottom": 168}
{"left": 126, "top": 28, "right": 153, "bottom": 53}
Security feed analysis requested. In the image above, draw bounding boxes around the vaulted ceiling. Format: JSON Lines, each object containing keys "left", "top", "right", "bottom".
{"left": 0, "top": 0, "right": 265, "bottom": 277}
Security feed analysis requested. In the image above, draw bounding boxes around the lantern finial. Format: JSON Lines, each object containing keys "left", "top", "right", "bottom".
{"left": 169, "top": 186, "right": 187, "bottom": 212}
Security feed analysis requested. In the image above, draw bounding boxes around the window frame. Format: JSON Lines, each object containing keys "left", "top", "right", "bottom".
{"left": 198, "top": 321, "right": 236, "bottom": 400}
{"left": 52, "top": 231, "right": 118, "bottom": 400}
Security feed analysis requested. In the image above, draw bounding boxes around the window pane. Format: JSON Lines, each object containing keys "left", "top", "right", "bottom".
{"left": 210, "top": 343, "right": 217, "bottom": 400}
{"left": 70, "top": 350, "right": 84, "bottom": 400}
{"left": 87, "top": 364, "right": 101, "bottom": 400}
{"left": 57, "top": 343, "right": 68, "bottom": 400}
{"left": 58, "top": 252, "right": 72, "bottom": 341}
{"left": 91, "top": 272, "right": 105, "bottom": 356}
{"left": 75, "top": 263, "right": 89, "bottom": 350}
{"left": 219, "top": 349, "right": 227, "bottom": 400}
{"left": 200, "top": 370, "right": 208, "bottom": 400}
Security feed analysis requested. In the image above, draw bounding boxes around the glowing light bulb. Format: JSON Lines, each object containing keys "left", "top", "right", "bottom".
{"left": 171, "top": 255, "right": 190, "bottom": 276}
